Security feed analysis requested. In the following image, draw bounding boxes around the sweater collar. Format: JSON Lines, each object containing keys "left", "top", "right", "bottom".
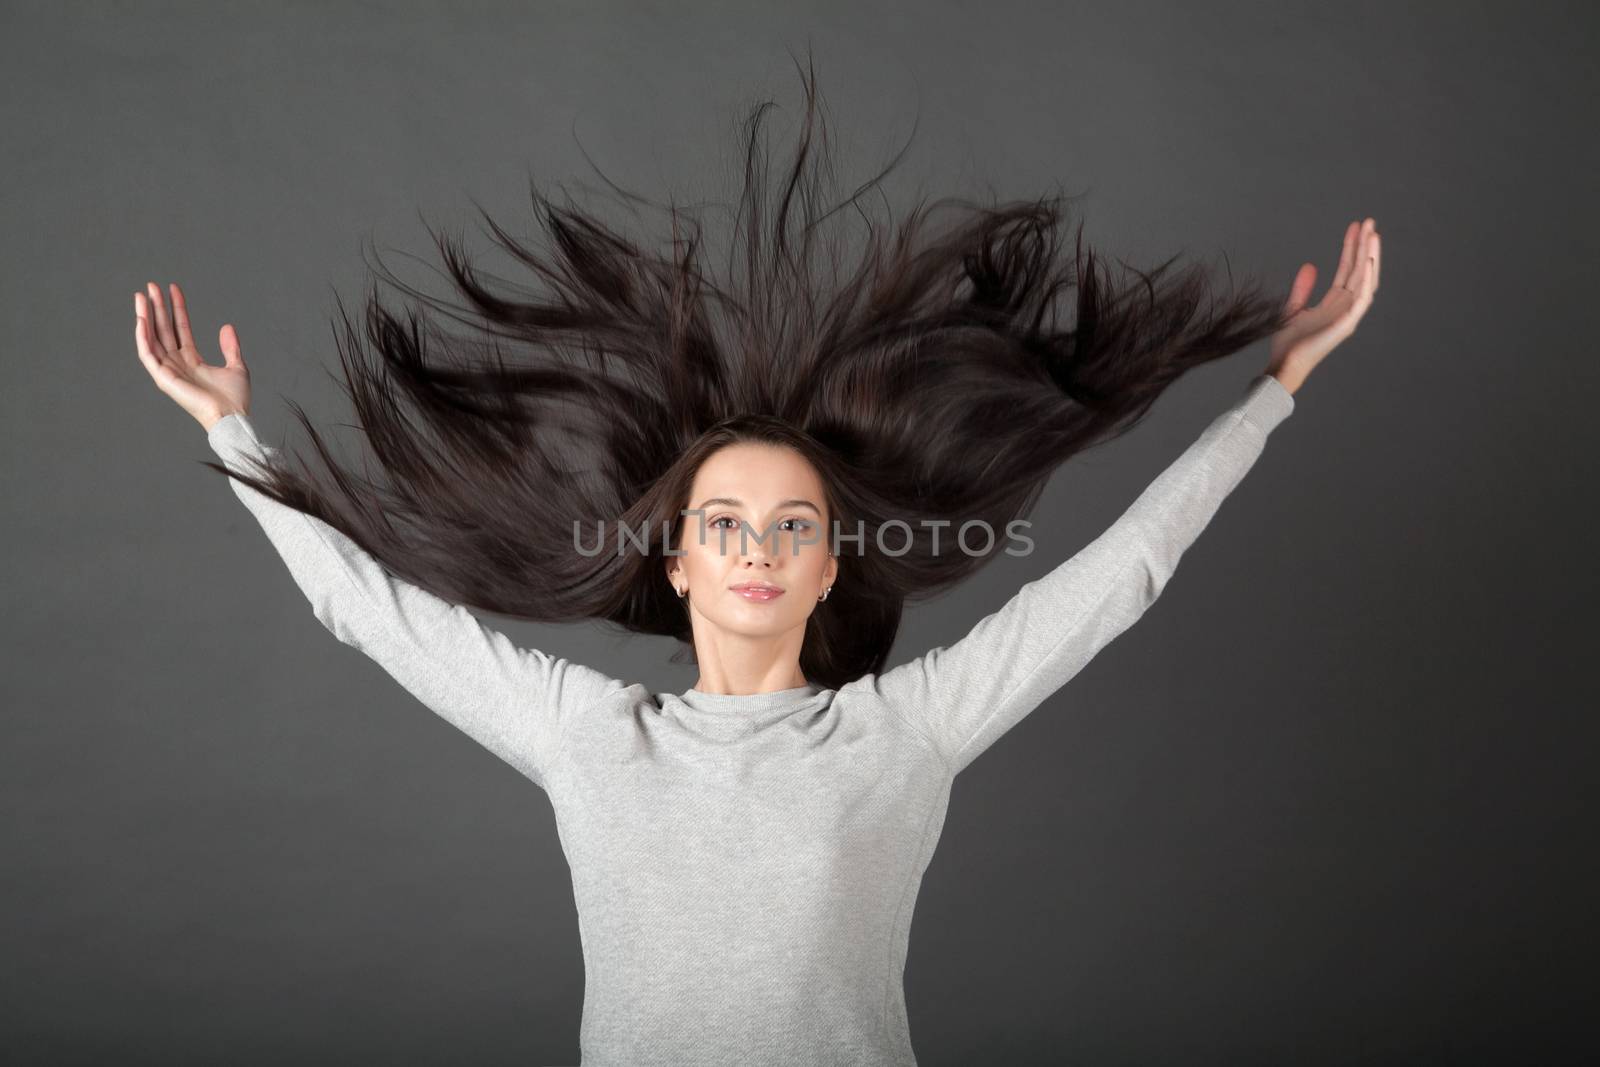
{"left": 662, "top": 682, "right": 827, "bottom": 719}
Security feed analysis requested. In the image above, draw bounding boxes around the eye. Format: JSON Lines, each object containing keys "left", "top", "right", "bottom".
{"left": 706, "top": 515, "right": 814, "bottom": 534}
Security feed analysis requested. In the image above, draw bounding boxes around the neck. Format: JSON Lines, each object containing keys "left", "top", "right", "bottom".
{"left": 687, "top": 625, "right": 809, "bottom": 696}
{"left": 690, "top": 666, "right": 810, "bottom": 696}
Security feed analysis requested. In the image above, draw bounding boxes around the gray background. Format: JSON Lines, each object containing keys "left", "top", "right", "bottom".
{"left": 4, "top": 1, "right": 1595, "bottom": 1064}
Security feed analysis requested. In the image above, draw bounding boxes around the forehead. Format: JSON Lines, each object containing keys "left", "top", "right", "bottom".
{"left": 689, "top": 442, "right": 825, "bottom": 502}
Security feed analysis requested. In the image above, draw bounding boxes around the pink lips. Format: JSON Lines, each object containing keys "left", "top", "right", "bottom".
{"left": 731, "top": 583, "right": 785, "bottom": 602}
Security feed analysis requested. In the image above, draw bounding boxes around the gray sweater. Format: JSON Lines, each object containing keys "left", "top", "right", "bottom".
{"left": 207, "top": 373, "right": 1295, "bottom": 1066}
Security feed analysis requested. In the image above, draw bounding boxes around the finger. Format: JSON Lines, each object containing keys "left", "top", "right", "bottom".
{"left": 1342, "top": 238, "right": 1379, "bottom": 322}
{"left": 146, "top": 281, "right": 180, "bottom": 355}
{"left": 218, "top": 323, "right": 245, "bottom": 370}
{"left": 133, "top": 315, "right": 198, "bottom": 408}
{"left": 1328, "top": 220, "right": 1360, "bottom": 294}
{"left": 135, "top": 292, "right": 166, "bottom": 359}
{"left": 1348, "top": 250, "right": 1373, "bottom": 310}
{"left": 1353, "top": 218, "right": 1376, "bottom": 288}
{"left": 1370, "top": 230, "right": 1380, "bottom": 292}
{"left": 134, "top": 315, "right": 168, "bottom": 382}
{"left": 134, "top": 294, "right": 174, "bottom": 369}
{"left": 1356, "top": 223, "right": 1380, "bottom": 300}
{"left": 169, "top": 282, "right": 199, "bottom": 355}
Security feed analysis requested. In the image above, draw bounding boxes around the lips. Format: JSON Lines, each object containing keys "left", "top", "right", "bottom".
{"left": 731, "top": 582, "right": 785, "bottom": 601}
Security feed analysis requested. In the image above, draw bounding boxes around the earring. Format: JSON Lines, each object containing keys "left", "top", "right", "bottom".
{"left": 818, "top": 587, "right": 831, "bottom": 602}
{"left": 676, "top": 586, "right": 686, "bottom": 599}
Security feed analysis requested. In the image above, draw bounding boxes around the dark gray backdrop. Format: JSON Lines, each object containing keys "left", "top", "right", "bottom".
{"left": 4, "top": 1, "right": 1594, "bottom": 1064}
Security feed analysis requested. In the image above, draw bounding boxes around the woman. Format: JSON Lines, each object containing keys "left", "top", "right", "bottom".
{"left": 132, "top": 68, "right": 1378, "bottom": 1067}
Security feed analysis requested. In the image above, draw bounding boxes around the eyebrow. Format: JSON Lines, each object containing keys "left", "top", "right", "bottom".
{"left": 694, "top": 496, "right": 822, "bottom": 516}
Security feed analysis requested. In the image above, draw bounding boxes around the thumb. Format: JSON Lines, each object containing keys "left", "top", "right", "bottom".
{"left": 218, "top": 323, "right": 245, "bottom": 369}
{"left": 1283, "top": 262, "right": 1317, "bottom": 317}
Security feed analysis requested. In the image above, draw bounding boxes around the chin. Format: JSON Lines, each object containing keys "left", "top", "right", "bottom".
{"left": 713, "top": 609, "right": 800, "bottom": 636}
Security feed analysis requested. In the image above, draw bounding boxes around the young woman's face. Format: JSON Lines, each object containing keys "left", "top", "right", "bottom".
{"left": 669, "top": 442, "right": 838, "bottom": 639}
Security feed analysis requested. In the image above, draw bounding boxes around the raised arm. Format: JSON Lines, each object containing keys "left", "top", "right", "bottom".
{"left": 862, "top": 373, "right": 1295, "bottom": 776}
{"left": 207, "top": 411, "right": 625, "bottom": 789}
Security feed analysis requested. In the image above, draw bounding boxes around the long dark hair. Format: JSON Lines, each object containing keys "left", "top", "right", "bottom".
{"left": 204, "top": 57, "right": 1295, "bottom": 690}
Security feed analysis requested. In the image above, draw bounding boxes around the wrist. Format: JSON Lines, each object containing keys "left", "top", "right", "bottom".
{"left": 1266, "top": 366, "right": 1302, "bottom": 397}
{"left": 200, "top": 407, "right": 247, "bottom": 432}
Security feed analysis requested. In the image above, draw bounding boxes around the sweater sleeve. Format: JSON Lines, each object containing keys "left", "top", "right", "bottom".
{"left": 206, "top": 412, "right": 626, "bottom": 789}
{"left": 861, "top": 374, "right": 1296, "bottom": 777}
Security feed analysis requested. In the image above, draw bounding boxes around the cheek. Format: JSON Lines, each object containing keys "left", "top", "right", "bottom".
{"left": 680, "top": 536, "right": 734, "bottom": 574}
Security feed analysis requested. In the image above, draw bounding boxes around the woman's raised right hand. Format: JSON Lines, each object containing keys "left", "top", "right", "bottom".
{"left": 133, "top": 281, "right": 251, "bottom": 431}
{"left": 1264, "top": 218, "right": 1382, "bottom": 397}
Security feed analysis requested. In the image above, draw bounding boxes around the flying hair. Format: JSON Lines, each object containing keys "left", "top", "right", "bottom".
{"left": 202, "top": 54, "right": 1295, "bottom": 688}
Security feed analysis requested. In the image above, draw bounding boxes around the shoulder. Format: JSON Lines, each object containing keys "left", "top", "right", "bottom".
{"left": 835, "top": 671, "right": 947, "bottom": 769}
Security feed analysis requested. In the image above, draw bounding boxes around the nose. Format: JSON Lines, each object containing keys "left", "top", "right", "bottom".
{"left": 741, "top": 534, "right": 779, "bottom": 566}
